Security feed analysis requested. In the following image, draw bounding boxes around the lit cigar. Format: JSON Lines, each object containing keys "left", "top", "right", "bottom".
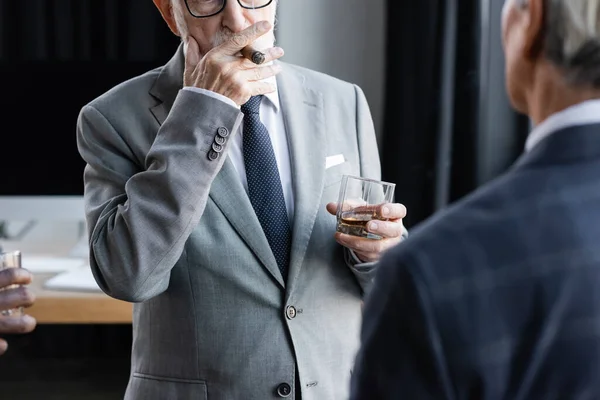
{"left": 241, "top": 45, "right": 266, "bottom": 65}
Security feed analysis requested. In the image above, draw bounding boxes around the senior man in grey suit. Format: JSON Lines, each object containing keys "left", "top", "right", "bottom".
{"left": 76, "top": 0, "right": 406, "bottom": 399}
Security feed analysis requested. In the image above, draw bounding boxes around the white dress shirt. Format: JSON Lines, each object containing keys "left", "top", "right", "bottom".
{"left": 525, "top": 99, "right": 600, "bottom": 152}
{"left": 183, "top": 81, "right": 294, "bottom": 222}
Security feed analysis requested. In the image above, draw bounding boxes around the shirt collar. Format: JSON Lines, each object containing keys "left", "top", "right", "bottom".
{"left": 261, "top": 76, "right": 280, "bottom": 113}
{"left": 525, "top": 99, "right": 600, "bottom": 151}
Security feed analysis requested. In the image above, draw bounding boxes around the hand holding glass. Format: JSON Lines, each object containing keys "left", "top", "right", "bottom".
{"left": 336, "top": 175, "right": 396, "bottom": 240}
{"left": 0, "top": 251, "right": 24, "bottom": 316}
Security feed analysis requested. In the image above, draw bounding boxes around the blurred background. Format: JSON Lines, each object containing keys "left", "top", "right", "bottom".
{"left": 0, "top": 0, "right": 530, "bottom": 398}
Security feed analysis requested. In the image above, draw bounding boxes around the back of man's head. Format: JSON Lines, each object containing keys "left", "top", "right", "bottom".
{"left": 502, "top": 0, "right": 600, "bottom": 121}
{"left": 542, "top": 0, "right": 600, "bottom": 87}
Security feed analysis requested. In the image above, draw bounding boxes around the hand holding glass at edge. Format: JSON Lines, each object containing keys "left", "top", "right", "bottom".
{"left": 0, "top": 250, "right": 37, "bottom": 355}
{"left": 326, "top": 175, "right": 407, "bottom": 263}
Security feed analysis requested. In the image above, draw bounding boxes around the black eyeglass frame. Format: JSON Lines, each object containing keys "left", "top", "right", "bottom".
{"left": 184, "top": 0, "right": 274, "bottom": 18}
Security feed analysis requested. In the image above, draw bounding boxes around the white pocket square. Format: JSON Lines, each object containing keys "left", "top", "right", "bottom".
{"left": 325, "top": 154, "right": 345, "bottom": 169}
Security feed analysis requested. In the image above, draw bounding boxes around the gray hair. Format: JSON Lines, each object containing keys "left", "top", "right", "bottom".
{"left": 518, "top": 0, "right": 600, "bottom": 87}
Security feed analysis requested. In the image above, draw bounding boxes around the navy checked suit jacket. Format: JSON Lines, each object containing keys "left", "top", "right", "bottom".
{"left": 351, "top": 123, "right": 600, "bottom": 400}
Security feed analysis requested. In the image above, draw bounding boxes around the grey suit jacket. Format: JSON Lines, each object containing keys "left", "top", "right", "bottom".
{"left": 76, "top": 45, "right": 381, "bottom": 400}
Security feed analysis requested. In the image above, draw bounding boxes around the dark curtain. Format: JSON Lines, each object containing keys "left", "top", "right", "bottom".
{"left": 381, "top": 0, "right": 529, "bottom": 229}
{"left": 474, "top": 0, "right": 530, "bottom": 188}
{"left": 380, "top": 0, "right": 444, "bottom": 228}
{"left": 0, "top": 0, "right": 180, "bottom": 196}
{"left": 0, "top": 0, "right": 178, "bottom": 61}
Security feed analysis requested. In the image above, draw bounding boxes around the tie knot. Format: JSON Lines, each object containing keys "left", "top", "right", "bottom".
{"left": 241, "top": 95, "right": 263, "bottom": 115}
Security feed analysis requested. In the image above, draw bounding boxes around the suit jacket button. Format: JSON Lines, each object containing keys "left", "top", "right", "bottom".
{"left": 286, "top": 306, "right": 296, "bottom": 320}
{"left": 214, "top": 135, "right": 226, "bottom": 145}
{"left": 208, "top": 150, "right": 219, "bottom": 161}
{"left": 217, "top": 126, "right": 229, "bottom": 138}
{"left": 212, "top": 142, "right": 224, "bottom": 153}
{"left": 276, "top": 382, "right": 291, "bottom": 397}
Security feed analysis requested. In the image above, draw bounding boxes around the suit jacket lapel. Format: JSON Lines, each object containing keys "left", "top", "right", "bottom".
{"left": 277, "top": 64, "right": 326, "bottom": 296}
{"left": 149, "top": 44, "right": 184, "bottom": 126}
{"left": 209, "top": 161, "right": 284, "bottom": 288}
{"left": 146, "top": 44, "right": 285, "bottom": 289}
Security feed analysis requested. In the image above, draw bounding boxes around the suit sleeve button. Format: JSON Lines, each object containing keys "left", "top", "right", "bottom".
{"left": 208, "top": 150, "right": 219, "bottom": 161}
{"left": 212, "top": 142, "right": 224, "bottom": 153}
{"left": 217, "top": 127, "right": 229, "bottom": 138}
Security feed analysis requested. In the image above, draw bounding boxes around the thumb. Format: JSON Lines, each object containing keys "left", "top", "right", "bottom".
{"left": 326, "top": 202, "right": 338, "bottom": 216}
{"left": 184, "top": 36, "right": 200, "bottom": 71}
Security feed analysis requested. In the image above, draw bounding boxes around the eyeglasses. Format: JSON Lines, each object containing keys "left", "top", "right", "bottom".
{"left": 184, "top": 0, "right": 274, "bottom": 18}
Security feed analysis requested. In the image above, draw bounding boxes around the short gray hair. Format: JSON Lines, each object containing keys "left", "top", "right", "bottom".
{"left": 524, "top": 0, "right": 600, "bottom": 87}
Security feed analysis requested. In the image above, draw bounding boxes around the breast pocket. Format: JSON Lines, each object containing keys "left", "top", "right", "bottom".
{"left": 126, "top": 373, "right": 208, "bottom": 400}
{"left": 324, "top": 161, "right": 353, "bottom": 188}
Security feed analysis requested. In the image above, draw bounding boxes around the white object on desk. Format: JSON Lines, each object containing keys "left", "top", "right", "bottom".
{"left": 68, "top": 233, "right": 90, "bottom": 258}
{"left": 0, "top": 196, "right": 85, "bottom": 220}
{"left": 44, "top": 266, "right": 102, "bottom": 292}
{"left": 21, "top": 255, "right": 87, "bottom": 274}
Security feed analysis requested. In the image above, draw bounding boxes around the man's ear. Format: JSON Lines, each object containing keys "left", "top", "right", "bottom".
{"left": 522, "top": 0, "right": 546, "bottom": 60}
{"left": 153, "top": 0, "right": 181, "bottom": 36}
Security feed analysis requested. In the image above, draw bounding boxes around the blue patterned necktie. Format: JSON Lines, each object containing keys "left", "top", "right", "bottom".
{"left": 242, "top": 95, "right": 291, "bottom": 280}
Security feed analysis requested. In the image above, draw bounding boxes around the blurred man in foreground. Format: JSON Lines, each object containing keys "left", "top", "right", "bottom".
{"left": 351, "top": 0, "right": 600, "bottom": 398}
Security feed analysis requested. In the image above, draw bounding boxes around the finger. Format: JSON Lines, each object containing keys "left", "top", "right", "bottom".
{"left": 353, "top": 251, "right": 378, "bottom": 263}
{"left": 184, "top": 36, "right": 200, "bottom": 71}
{"left": 0, "top": 315, "right": 36, "bottom": 334}
{"left": 220, "top": 21, "right": 272, "bottom": 54}
{"left": 241, "top": 64, "right": 282, "bottom": 82}
{"left": 376, "top": 203, "right": 407, "bottom": 220}
{"left": 326, "top": 202, "right": 337, "bottom": 216}
{"left": 248, "top": 80, "right": 277, "bottom": 97}
{"left": 0, "top": 286, "right": 36, "bottom": 310}
{"left": 0, "top": 338, "right": 7, "bottom": 355}
{"left": 366, "top": 219, "right": 404, "bottom": 239}
{"left": 334, "top": 232, "right": 400, "bottom": 256}
{"left": 0, "top": 268, "right": 33, "bottom": 288}
{"left": 261, "top": 46, "right": 285, "bottom": 64}
{"left": 241, "top": 46, "right": 284, "bottom": 67}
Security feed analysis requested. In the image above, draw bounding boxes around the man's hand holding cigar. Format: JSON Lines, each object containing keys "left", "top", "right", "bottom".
{"left": 183, "top": 21, "right": 284, "bottom": 106}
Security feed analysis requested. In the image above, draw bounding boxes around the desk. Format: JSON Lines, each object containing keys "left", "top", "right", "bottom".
{"left": 27, "top": 273, "right": 133, "bottom": 324}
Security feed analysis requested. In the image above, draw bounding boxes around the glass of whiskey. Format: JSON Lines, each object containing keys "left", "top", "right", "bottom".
{"left": 336, "top": 175, "right": 396, "bottom": 239}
